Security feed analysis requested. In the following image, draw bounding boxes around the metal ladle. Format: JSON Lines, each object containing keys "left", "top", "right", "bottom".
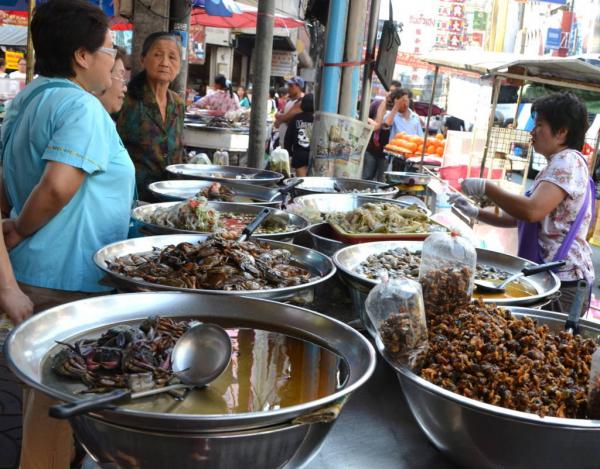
{"left": 49, "top": 323, "right": 232, "bottom": 419}
{"left": 474, "top": 260, "right": 565, "bottom": 294}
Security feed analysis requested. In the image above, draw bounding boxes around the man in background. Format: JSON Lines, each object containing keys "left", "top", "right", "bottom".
{"left": 274, "top": 76, "right": 305, "bottom": 146}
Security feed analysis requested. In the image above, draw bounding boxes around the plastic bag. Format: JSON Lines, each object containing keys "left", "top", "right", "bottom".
{"left": 588, "top": 348, "right": 600, "bottom": 418}
{"left": 419, "top": 231, "right": 476, "bottom": 316}
{"left": 187, "top": 151, "right": 211, "bottom": 165}
{"left": 365, "top": 276, "right": 428, "bottom": 370}
{"left": 213, "top": 150, "right": 229, "bottom": 166}
{"left": 270, "top": 147, "right": 291, "bottom": 178}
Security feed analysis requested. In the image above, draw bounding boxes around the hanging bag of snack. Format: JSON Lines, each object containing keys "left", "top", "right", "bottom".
{"left": 365, "top": 275, "right": 428, "bottom": 370}
{"left": 419, "top": 231, "right": 476, "bottom": 316}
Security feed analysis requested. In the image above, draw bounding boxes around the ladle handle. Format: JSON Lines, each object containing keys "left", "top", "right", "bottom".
{"left": 49, "top": 388, "right": 130, "bottom": 420}
{"left": 237, "top": 207, "right": 271, "bottom": 242}
{"left": 565, "top": 279, "right": 588, "bottom": 334}
{"left": 522, "top": 260, "right": 565, "bottom": 276}
{"left": 278, "top": 179, "right": 303, "bottom": 196}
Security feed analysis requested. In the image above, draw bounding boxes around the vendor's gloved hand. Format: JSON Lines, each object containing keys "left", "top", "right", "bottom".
{"left": 460, "top": 178, "right": 486, "bottom": 198}
{"left": 448, "top": 193, "right": 479, "bottom": 218}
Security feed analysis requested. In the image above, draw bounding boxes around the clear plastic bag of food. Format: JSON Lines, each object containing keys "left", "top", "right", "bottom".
{"left": 419, "top": 231, "right": 476, "bottom": 315}
{"left": 187, "top": 151, "right": 211, "bottom": 165}
{"left": 365, "top": 276, "right": 428, "bottom": 370}
{"left": 213, "top": 150, "right": 229, "bottom": 166}
{"left": 270, "top": 147, "right": 291, "bottom": 178}
{"left": 587, "top": 348, "right": 600, "bottom": 418}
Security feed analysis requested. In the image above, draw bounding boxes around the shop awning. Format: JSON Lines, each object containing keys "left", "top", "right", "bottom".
{"left": 419, "top": 50, "right": 537, "bottom": 75}
{"left": 191, "top": 2, "right": 304, "bottom": 29}
{"left": 0, "top": 25, "right": 26, "bottom": 46}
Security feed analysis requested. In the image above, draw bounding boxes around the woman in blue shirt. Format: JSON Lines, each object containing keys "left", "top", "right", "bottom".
{"left": 0, "top": 3, "right": 135, "bottom": 466}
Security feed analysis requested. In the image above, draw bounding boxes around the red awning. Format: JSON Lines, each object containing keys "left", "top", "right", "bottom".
{"left": 191, "top": 4, "right": 304, "bottom": 29}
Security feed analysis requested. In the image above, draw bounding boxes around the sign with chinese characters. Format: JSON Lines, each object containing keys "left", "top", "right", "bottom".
{"left": 5, "top": 50, "right": 23, "bottom": 69}
{"left": 435, "top": 0, "right": 466, "bottom": 50}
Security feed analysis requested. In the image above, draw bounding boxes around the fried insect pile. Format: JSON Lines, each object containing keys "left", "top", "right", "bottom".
{"left": 107, "top": 239, "right": 313, "bottom": 291}
{"left": 51, "top": 317, "right": 189, "bottom": 393}
{"left": 420, "top": 301, "right": 596, "bottom": 418}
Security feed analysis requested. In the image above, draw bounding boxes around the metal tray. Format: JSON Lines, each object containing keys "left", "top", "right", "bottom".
{"left": 333, "top": 240, "right": 560, "bottom": 306}
{"left": 131, "top": 201, "right": 309, "bottom": 242}
{"left": 94, "top": 234, "right": 336, "bottom": 301}
{"left": 285, "top": 177, "right": 397, "bottom": 197}
{"left": 384, "top": 171, "right": 432, "bottom": 186}
{"left": 147, "top": 180, "right": 284, "bottom": 207}
{"left": 167, "top": 164, "right": 282, "bottom": 186}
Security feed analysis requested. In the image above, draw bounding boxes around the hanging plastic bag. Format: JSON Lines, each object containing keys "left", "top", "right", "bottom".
{"left": 419, "top": 231, "right": 476, "bottom": 316}
{"left": 270, "top": 147, "right": 291, "bottom": 179}
{"left": 365, "top": 275, "right": 428, "bottom": 370}
{"left": 213, "top": 150, "right": 229, "bottom": 166}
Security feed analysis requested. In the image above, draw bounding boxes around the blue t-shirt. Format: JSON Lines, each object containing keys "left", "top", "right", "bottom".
{"left": 1, "top": 77, "right": 135, "bottom": 292}
{"left": 389, "top": 109, "right": 424, "bottom": 138}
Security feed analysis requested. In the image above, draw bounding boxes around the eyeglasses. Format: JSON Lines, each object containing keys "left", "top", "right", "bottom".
{"left": 98, "top": 47, "right": 117, "bottom": 59}
{"left": 111, "top": 75, "right": 128, "bottom": 86}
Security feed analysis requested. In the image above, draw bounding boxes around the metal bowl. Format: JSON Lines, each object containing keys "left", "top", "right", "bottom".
{"left": 147, "top": 180, "right": 283, "bottom": 207}
{"left": 94, "top": 234, "right": 336, "bottom": 301}
{"left": 5, "top": 292, "right": 376, "bottom": 468}
{"left": 377, "top": 307, "right": 600, "bottom": 469}
{"left": 131, "top": 202, "right": 309, "bottom": 242}
{"left": 308, "top": 223, "right": 347, "bottom": 257}
{"left": 384, "top": 171, "right": 432, "bottom": 186}
{"left": 166, "top": 164, "right": 283, "bottom": 186}
{"left": 285, "top": 177, "right": 397, "bottom": 197}
{"left": 333, "top": 240, "right": 559, "bottom": 307}
{"left": 293, "top": 193, "right": 430, "bottom": 218}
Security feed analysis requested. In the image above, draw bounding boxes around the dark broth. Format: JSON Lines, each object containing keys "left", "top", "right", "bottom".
{"left": 42, "top": 327, "right": 348, "bottom": 415}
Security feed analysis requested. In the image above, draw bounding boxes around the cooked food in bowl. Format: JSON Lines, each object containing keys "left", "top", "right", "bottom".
{"left": 106, "top": 238, "right": 313, "bottom": 291}
{"left": 196, "top": 182, "right": 262, "bottom": 204}
{"left": 327, "top": 203, "right": 431, "bottom": 234}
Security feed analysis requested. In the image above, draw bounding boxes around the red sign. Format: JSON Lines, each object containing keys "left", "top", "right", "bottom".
{"left": 188, "top": 24, "right": 205, "bottom": 64}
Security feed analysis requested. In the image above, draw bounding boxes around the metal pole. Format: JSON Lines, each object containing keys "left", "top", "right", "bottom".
{"left": 419, "top": 65, "right": 439, "bottom": 173}
{"left": 319, "top": 0, "right": 349, "bottom": 113}
{"left": 247, "top": 0, "right": 274, "bottom": 168}
{"left": 359, "top": 0, "right": 382, "bottom": 122}
{"left": 339, "top": 0, "right": 367, "bottom": 116}
{"left": 513, "top": 81, "right": 524, "bottom": 124}
{"left": 25, "top": 0, "right": 35, "bottom": 84}
{"left": 170, "top": 0, "right": 192, "bottom": 96}
{"left": 479, "top": 75, "right": 502, "bottom": 177}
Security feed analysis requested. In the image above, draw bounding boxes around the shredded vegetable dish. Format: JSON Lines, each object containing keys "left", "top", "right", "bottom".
{"left": 327, "top": 203, "right": 434, "bottom": 234}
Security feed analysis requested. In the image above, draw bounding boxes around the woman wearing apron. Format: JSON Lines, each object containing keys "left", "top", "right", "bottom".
{"left": 450, "top": 92, "right": 594, "bottom": 314}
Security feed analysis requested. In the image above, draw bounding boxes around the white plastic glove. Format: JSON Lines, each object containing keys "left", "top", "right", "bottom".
{"left": 460, "top": 178, "right": 486, "bottom": 198}
{"left": 448, "top": 193, "right": 479, "bottom": 218}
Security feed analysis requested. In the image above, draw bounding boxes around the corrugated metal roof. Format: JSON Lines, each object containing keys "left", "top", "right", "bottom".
{"left": 0, "top": 25, "right": 26, "bottom": 47}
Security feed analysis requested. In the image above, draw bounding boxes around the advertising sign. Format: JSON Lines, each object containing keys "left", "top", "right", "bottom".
{"left": 5, "top": 50, "right": 23, "bottom": 69}
{"left": 546, "top": 27, "right": 562, "bottom": 50}
{"left": 189, "top": 24, "right": 206, "bottom": 64}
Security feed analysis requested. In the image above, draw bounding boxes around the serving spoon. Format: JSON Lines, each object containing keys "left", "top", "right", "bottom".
{"left": 474, "top": 260, "right": 565, "bottom": 294}
{"left": 49, "top": 322, "right": 232, "bottom": 419}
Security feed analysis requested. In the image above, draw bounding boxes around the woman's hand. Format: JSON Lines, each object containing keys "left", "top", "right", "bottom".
{"left": 460, "top": 178, "right": 486, "bottom": 198}
{"left": 2, "top": 219, "right": 24, "bottom": 250}
{"left": 448, "top": 193, "right": 479, "bottom": 218}
{"left": 0, "top": 285, "right": 33, "bottom": 325}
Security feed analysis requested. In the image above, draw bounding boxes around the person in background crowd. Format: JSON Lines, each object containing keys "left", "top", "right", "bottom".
{"left": 369, "top": 79, "right": 401, "bottom": 117}
{"left": 117, "top": 32, "right": 185, "bottom": 201}
{"left": 0, "top": 58, "right": 6, "bottom": 77}
{"left": 450, "top": 92, "right": 595, "bottom": 315}
{"left": 275, "top": 76, "right": 304, "bottom": 145}
{"left": 284, "top": 93, "right": 314, "bottom": 177}
{"left": 277, "top": 85, "right": 288, "bottom": 112}
{"left": 363, "top": 94, "right": 391, "bottom": 182}
{"left": 0, "top": 1, "right": 136, "bottom": 467}
{"left": 444, "top": 114, "right": 465, "bottom": 135}
{"left": 384, "top": 87, "right": 423, "bottom": 139}
{"left": 267, "top": 87, "right": 277, "bottom": 119}
{"left": 8, "top": 57, "right": 26, "bottom": 80}
{"left": 196, "top": 74, "right": 241, "bottom": 113}
{"left": 237, "top": 84, "right": 250, "bottom": 109}
{"left": 98, "top": 46, "right": 127, "bottom": 115}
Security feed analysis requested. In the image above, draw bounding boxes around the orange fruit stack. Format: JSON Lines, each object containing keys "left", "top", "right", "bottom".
{"left": 385, "top": 132, "right": 445, "bottom": 157}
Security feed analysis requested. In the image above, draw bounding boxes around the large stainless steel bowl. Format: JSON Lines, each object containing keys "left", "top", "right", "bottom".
{"left": 147, "top": 180, "right": 284, "bottom": 207}
{"left": 94, "top": 234, "right": 336, "bottom": 301}
{"left": 308, "top": 223, "right": 347, "bottom": 257}
{"left": 5, "top": 292, "right": 376, "bottom": 468}
{"left": 374, "top": 307, "right": 600, "bottom": 469}
{"left": 166, "top": 164, "right": 283, "bottom": 186}
{"left": 293, "top": 193, "right": 430, "bottom": 219}
{"left": 285, "top": 177, "right": 397, "bottom": 197}
{"left": 131, "top": 201, "right": 309, "bottom": 242}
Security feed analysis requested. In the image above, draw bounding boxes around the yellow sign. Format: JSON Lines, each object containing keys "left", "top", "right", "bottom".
{"left": 6, "top": 51, "right": 23, "bottom": 70}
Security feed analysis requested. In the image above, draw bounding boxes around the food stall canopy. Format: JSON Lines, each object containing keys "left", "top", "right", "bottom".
{"left": 419, "top": 50, "right": 538, "bottom": 76}
{"left": 0, "top": 25, "right": 26, "bottom": 46}
{"left": 489, "top": 57, "right": 600, "bottom": 93}
{"left": 191, "top": 1, "right": 304, "bottom": 28}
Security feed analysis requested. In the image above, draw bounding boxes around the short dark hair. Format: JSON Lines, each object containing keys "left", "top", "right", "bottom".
{"left": 114, "top": 46, "right": 129, "bottom": 70}
{"left": 390, "top": 88, "right": 410, "bottom": 101}
{"left": 390, "top": 79, "right": 402, "bottom": 89}
{"left": 278, "top": 86, "right": 287, "bottom": 96}
{"left": 531, "top": 92, "right": 588, "bottom": 151}
{"left": 301, "top": 93, "right": 314, "bottom": 113}
{"left": 31, "top": 0, "right": 108, "bottom": 78}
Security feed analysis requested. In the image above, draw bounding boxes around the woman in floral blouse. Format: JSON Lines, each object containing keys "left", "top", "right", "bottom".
{"left": 195, "top": 74, "right": 241, "bottom": 114}
{"left": 449, "top": 92, "right": 595, "bottom": 315}
{"left": 117, "top": 32, "right": 185, "bottom": 200}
